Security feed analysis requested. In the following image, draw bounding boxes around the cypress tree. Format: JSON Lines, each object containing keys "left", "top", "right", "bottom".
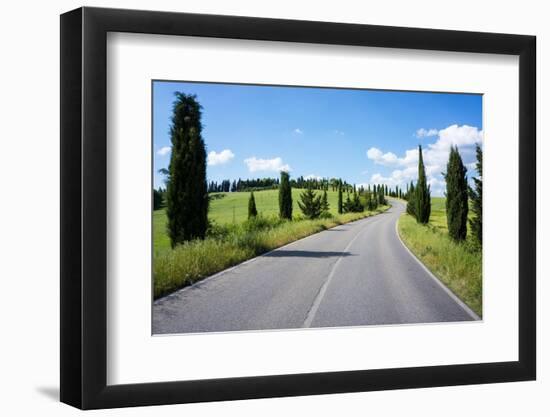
{"left": 378, "top": 185, "right": 386, "bottom": 205}
{"left": 337, "top": 182, "right": 343, "bottom": 214}
{"left": 444, "top": 146, "right": 469, "bottom": 241}
{"left": 351, "top": 191, "right": 364, "bottom": 212}
{"left": 248, "top": 191, "right": 258, "bottom": 219}
{"left": 343, "top": 193, "right": 352, "bottom": 213}
{"left": 415, "top": 145, "right": 431, "bottom": 224}
{"left": 406, "top": 182, "right": 416, "bottom": 217}
{"left": 468, "top": 144, "right": 483, "bottom": 246}
{"left": 279, "top": 171, "right": 293, "bottom": 220}
{"left": 298, "top": 187, "right": 322, "bottom": 219}
{"left": 166, "top": 93, "right": 208, "bottom": 247}
{"left": 153, "top": 188, "right": 164, "bottom": 211}
{"left": 366, "top": 191, "right": 374, "bottom": 211}
{"left": 321, "top": 189, "right": 330, "bottom": 214}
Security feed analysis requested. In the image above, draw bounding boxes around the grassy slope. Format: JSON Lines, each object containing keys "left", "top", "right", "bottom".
{"left": 397, "top": 197, "right": 482, "bottom": 316}
{"left": 153, "top": 188, "right": 389, "bottom": 298}
{"left": 155, "top": 188, "right": 344, "bottom": 253}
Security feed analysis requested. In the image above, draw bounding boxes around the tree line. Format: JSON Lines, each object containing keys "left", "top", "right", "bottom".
{"left": 208, "top": 177, "right": 280, "bottom": 193}
{"left": 206, "top": 176, "right": 360, "bottom": 193}
{"left": 246, "top": 174, "right": 389, "bottom": 221}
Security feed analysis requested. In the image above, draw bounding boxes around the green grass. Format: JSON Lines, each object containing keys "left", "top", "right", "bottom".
{"left": 153, "top": 201, "right": 389, "bottom": 299}
{"left": 397, "top": 197, "right": 482, "bottom": 317}
{"left": 155, "top": 188, "right": 348, "bottom": 253}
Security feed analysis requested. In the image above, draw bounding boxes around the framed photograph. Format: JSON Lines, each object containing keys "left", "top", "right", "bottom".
{"left": 60, "top": 6, "right": 536, "bottom": 409}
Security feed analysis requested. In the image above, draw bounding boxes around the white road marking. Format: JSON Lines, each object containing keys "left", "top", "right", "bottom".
{"left": 301, "top": 217, "right": 378, "bottom": 328}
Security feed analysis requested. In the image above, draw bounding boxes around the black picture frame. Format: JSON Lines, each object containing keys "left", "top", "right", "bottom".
{"left": 60, "top": 6, "right": 536, "bottom": 410}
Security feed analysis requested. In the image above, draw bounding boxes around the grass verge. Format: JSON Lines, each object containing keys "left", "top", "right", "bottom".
{"left": 154, "top": 206, "right": 389, "bottom": 299}
{"left": 397, "top": 209, "right": 482, "bottom": 317}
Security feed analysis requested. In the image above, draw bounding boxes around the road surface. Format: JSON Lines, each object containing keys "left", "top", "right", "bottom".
{"left": 153, "top": 200, "right": 478, "bottom": 334}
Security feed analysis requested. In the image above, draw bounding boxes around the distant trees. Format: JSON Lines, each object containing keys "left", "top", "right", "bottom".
{"left": 248, "top": 192, "right": 258, "bottom": 219}
{"left": 366, "top": 189, "right": 378, "bottom": 211}
{"left": 415, "top": 145, "right": 431, "bottom": 224}
{"left": 321, "top": 190, "right": 330, "bottom": 215}
{"left": 153, "top": 188, "right": 164, "bottom": 211}
{"left": 298, "top": 187, "right": 322, "bottom": 219}
{"left": 351, "top": 191, "right": 364, "bottom": 212}
{"left": 341, "top": 190, "right": 364, "bottom": 213}
{"left": 469, "top": 144, "right": 483, "bottom": 246}
{"left": 337, "top": 182, "right": 343, "bottom": 214}
{"left": 166, "top": 93, "right": 208, "bottom": 247}
{"left": 444, "top": 146, "right": 469, "bottom": 241}
{"left": 377, "top": 185, "right": 387, "bottom": 206}
{"left": 342, "top": 193, "right": 352, "bottom": 213}
{"left": 208, "top": 177, "right": 280, "bottom": 193}
{"left": 279, "top": 171, "right": 293, "bottom": 220}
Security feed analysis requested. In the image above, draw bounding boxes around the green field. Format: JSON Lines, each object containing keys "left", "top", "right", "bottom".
{"left": 153, "top": 188, "right": 389, "bottom": 298}
{"left": 397, "top": 197, "right": 482, "bottom": 316}
{"left": 154, "top": 188, "right": 345, "bottom": 253}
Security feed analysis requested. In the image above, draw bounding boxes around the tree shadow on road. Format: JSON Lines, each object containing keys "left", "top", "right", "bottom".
{"left": 264, "top": 250, "right": 355, "bottom": 258}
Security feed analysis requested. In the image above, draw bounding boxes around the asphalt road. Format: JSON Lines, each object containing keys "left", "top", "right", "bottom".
{"left": 153, "top": 200, "right": 478, "bottom": 334}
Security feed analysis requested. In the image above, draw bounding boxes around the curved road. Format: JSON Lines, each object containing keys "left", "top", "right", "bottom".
{"left": 153, "top": 200, "right": 478, "bottom": 334}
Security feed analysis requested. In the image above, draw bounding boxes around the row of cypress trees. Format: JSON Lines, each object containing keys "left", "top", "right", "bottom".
{"left": 164, "top": 92, "right": 482, "bottom": 249}
{"left": 443, "top": 144, "right": 483, "bottom": 246}
{"left": 444, "top": 143, "right": 483, "bottom": 245}
{"left": 405, "top": 143, "right": 482, "bottom": 247}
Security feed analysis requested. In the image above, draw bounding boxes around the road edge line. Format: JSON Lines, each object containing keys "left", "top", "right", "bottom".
{"left": 394, "top": 214, "right": 481, "bottom": 321}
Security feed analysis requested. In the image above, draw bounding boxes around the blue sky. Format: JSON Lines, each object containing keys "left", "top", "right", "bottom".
{"left": 153, "top": 81, "right": 482, "bottom": 196}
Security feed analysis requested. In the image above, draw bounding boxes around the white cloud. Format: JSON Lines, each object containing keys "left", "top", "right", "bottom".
{"left": 333, "top": 130, "right": 345, "bottom": 136}
{"left": 294, "top": 128, "right": 303, "bottom": 135}
{"left": 157, "top": 146, "right": 171, "bottom": 156}
{"left": 207, "top": 149, "right": 235, "bottom": 166}
{"left": 415, "top": 128, "right": 439, "bottom": 138}
{"left": 466, "top": 162, "right": 477, "bottom": 171}
{"left": 367, "top": 147, "right": 399, "bottom": 166}
{"left": 244, "top": 156, "right": 291, "bottom": 173}
{"left": 368, "top": 124, "right": 483, "bottom": 197}
{"left": 304, "top": 174, "right": 322, "bottom": 180}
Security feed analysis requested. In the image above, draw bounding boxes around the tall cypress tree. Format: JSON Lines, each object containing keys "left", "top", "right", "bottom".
{"left": 321, "top": 189, "right": 330, "bottom": 214}
{"left": 343, "top": 193, "right": 352, "bottom": 213}
{"left": 468, "top": 144, "right": 483, "bottom": 246}
{"left": 279, "top": 171, "right": 292, "bottom": 220}
{"left": 378, "top": 185, "right": 386, "bottom": 205}
{"left": 351, "top": 191, "right": 364, "bottom": 212}
{"left": 415, "top": 145, "right": 431, "bottom": 224}
{"left": 444, "top": 146, "right": 469, "bottom": 241}
{"left": 248, "top": 191, "right": 258, "bottom": 219}
{"left": 406, "top": 181, "right": 416, "bottom": 217}
{"left": 166, "top": 93, "right": 208, "bottom": 247}
{"left": 337, "top": 182, "right": 343, "bottom": 214}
